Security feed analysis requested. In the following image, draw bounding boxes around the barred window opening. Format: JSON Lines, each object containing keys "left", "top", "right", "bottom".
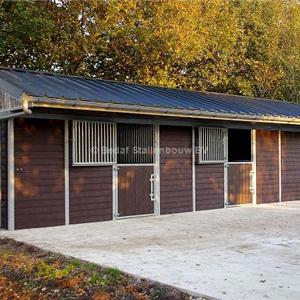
{"left": 72, "top": 120, "right": 116, "bottom": 165}
{"left": 198, "top": 127, "right": 227, "bottom": 163}
{"left": 117, "top": 124, "right": 154, "bottom": 164}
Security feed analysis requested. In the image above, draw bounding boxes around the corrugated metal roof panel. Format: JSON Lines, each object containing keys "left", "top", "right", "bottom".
{"left": 0, "top": 67, "right": 300, "bottom": 120}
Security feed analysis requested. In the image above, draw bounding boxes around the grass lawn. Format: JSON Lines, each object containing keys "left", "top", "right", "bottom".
{"left": 0, "top": 238, "right": 199, "bottom": 300}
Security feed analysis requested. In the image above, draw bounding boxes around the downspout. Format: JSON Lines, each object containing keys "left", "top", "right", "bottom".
{"left": 21, "top": 93, "right": 33, "bottom": 115}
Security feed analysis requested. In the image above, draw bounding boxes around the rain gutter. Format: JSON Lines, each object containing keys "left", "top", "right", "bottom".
{"left": 25, "top": 95, "right": 300, "bottom": 126}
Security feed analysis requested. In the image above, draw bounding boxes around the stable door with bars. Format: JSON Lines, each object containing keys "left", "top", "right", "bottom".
{"left": 197, "top": 127, "right": 254, "bottom": 206}
{"left": 226, "top": 129, "right": 254, "bottom": 205}
{"left": 115, "top": 124, "right": 155, "bottom": 218}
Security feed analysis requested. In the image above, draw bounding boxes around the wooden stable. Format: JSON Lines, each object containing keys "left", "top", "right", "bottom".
{"left": 1, "top": 68, "right": 300, "bottom": 230}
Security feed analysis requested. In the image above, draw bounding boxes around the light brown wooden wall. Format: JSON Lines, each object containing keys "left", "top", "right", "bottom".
{"left": 281, "top": 131, "right": 300, "bottom": 202}
{"left": 196, "top": 164, "right": 224, "bottom": 210}
{"left": 256, "top": 130, "right": 279, "bottom": 204}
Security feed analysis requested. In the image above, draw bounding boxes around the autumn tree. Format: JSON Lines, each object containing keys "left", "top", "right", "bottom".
{"left": 0, "top": 0, "right": 299, "bottom": 102}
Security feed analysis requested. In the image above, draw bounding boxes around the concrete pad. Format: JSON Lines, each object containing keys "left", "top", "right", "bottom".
{"left": 1, "top": 201, "right": 300, "bottom": 299}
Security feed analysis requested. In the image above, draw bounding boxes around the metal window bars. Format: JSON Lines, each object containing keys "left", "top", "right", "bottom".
{"left": 117, "top": 124, "right": 154, "bottom": 164}
{"left": 72, "top": 120, "right": 116, "bottom": 165}
{"left": 198, "top": 127, "right": 227, "bottom": 163}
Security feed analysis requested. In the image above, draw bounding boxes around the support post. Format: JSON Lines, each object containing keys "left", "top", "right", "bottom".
{"left": 112, "top": 164, "right": 118, "bottom": 220}
{"left": 251, "top": 129, "right": 257, "bottom": 205}
{"left": 112, "top": 124, "right": 118, "bottom": 220}
{"left": 7, "top": 118, "right": 15, "bottom": 230}
{"left": 192, "top": 127, "right": 196, "bottom": 212}
{"left": 64, "top": 120, "right": 70, "bottom": 225}
{"left": 278, "top": 131, "right": 282, "bottom": 202}
{"left": 154, "top": 122, "right": 160, "bottom": 216}
{"left": 223, "top": 129, "right": 228, "bottom": 207}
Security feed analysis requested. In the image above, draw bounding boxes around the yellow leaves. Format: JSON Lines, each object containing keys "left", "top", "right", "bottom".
{"left": 0, "top": 240, "right": 188, "bottom": 299}
{"left": 36, "top": 260, "right": 76, "bottom": 280}
{"left": 1, "top": 0, "right": 299, "bottom": 101}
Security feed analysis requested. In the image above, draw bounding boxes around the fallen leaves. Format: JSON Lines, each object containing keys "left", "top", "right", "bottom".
{"left": 0, "top": 238, "right": 194, "bottom": 300}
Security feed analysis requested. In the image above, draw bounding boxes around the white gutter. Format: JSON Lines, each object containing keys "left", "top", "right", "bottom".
{"left": 26, "top": 95, "right": 300, "bottom": 126}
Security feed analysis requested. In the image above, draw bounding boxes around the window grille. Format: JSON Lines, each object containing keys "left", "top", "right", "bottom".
{"left": 117, "top": 124, "right": 154, "bottom": 164}
{"left": 198, "top": 127, "right": 227, "bottom": 163}
{"left": 72, "top": 120, "right": 116, "bottom": 165}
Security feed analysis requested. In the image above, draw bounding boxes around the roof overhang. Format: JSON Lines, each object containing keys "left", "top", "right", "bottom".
{"left": 0, "top": 88, "right": 31, "bottom": 119}
{"left": 28, "top": 95, "right": 300, "bottom": 126}
{"left": 1, "top": 93, "right": 300, "bottom": 126}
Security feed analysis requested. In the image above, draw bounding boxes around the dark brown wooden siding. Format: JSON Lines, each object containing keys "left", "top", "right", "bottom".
{"left": 256, "top": 130, "right": 279, "bottom": 204}
{"left": 281, "top": 132, "right": 300, "bottom": 201}
{"left": 69, "top": 123, "right": 113, "bottom": 224}
{"left": 69, "top": 166, "right": 112, "bottom": 224}
{"left": 160, "top": 126, "right": 193, "bottom": 214}
{"left": 196, "top": 164, "right": 224, "bottom": 210}
{"left": 1, "top": 121, "right": 8, "bottom": 229}
{"left": 118, "top": 166, "right": 154, "bottom": 217}
{"left": 14, "top": 118, "right": 65, "bottom": 229}
{"left": 227, "top": 164, "right": 252, "bottom": 205}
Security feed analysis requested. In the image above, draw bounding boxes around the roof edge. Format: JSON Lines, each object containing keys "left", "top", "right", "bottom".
{"left": 29, "top": 96, "right": 300, "bottom": 126}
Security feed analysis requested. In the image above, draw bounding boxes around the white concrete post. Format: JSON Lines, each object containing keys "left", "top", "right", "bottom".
{"left": 154, "top": 122, "right": 160, "bottom": 216}
{"left": 64, "top": 120, "right": 70, "bottom": 225}
{"left": 192, "top": 127, "right": 196, "bottom": 212}
{"left": 251, "top": 129, "right": 257, "bottom": 205}
{"left": 278, "top": 131, "right": 282, "bottom": 203}
{"left": 7, "top": 118, "right": 15, "bottom": 230}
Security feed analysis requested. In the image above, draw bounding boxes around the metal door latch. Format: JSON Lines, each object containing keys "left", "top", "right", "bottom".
{"left": 249, "top": 170, "right": 255, "bottom": 194}
{"left": 149, "top": 173, "right": 155, "bottom": 201}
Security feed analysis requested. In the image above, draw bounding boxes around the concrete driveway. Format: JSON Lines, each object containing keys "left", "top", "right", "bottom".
{"left": 1, "top": 202, "right": 300, "bottom": 300}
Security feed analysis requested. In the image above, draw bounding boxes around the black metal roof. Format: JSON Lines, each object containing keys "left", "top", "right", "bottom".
{"left": 1, "top": 67, "right": 300, "bottom": 120}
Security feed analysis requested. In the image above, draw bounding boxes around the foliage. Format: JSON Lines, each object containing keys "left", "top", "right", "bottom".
{"left": 0, "top": 238, "right": 192, "bottom": 300}
{"left": 36, "top": 260, "right": 76, "bottom": 280}
{"left": 89, "top": 268, "right": 122, "bottom": 286}
{"left": 0, "top": 0, "right": 299, "bottom": 102}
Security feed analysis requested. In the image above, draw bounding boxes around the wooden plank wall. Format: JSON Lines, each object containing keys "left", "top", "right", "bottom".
{"left": 118, "top": 166, "right": 154, "bottom": 217}
{"left": 0, "top": 121, "right": 8, "bottom": 229}
{"left": 281, "top": 132, "right": 300, "bottom": 201}
{"left": 160, "top": 126, "right": 193, "bottom": 214}
{"left": 14, "top": 118, "right": 65, "bottom": 229}
{"left": 227, "top": 164, "right": 252, "bottom": 205}
{"left": 256, "top": 130, "right": 279, "bottom": 204}
{"left": 69, "top": 166, "right": 112, "bottom": 223}
{"left": 69, "top": 124, "right": 113, "bottom": 224}
{"left": 196, "top": 164, "right": 224, "bottom": 210}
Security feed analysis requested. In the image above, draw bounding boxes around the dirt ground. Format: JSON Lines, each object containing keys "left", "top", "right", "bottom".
{"left": 1, "top": 201, "right": 300, "bottom": 299}
{"left": 0, "top": 238, "right": 203, "bottom": 300}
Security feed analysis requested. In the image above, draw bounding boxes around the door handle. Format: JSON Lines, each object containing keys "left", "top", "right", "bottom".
{"left": 249, "top": 170, "right": 255, "bottom": 193}
{"left": 149, "top": 173, "right": 155, "bottom": 201}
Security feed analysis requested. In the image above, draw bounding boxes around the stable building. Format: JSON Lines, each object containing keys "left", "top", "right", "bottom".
{"left": 0, "top": 67, "right": 300, "bottom": 230}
